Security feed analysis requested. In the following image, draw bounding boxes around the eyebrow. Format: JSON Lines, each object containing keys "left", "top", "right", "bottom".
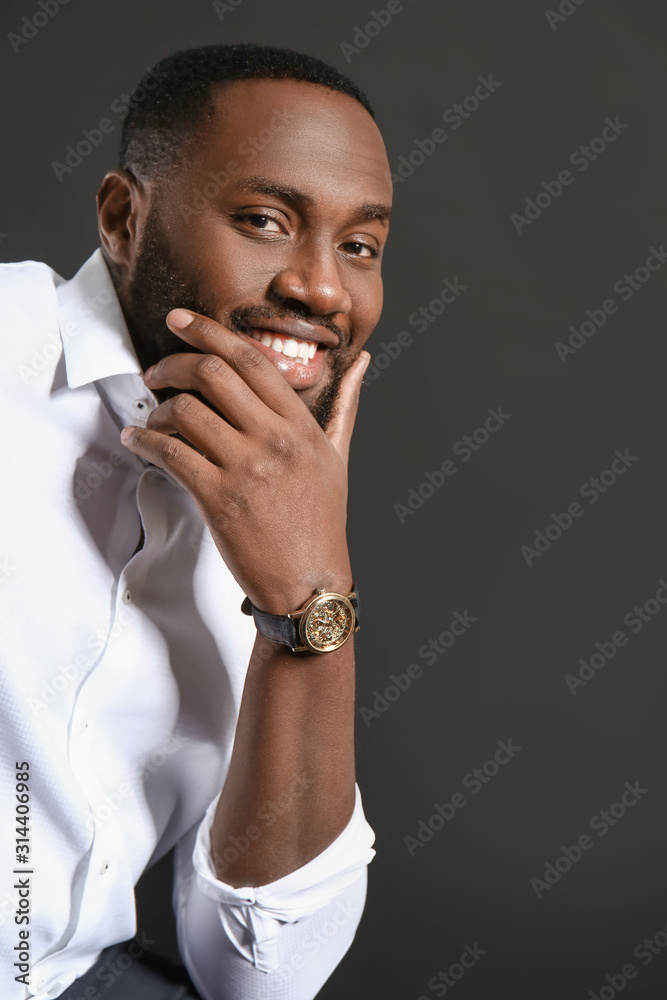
{"left": 232, "top": 175, "right": 392, "bottom": 225}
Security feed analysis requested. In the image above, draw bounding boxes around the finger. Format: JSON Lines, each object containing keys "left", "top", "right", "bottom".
{"left": 145, "top": 392, "right": 238, "bottom": 466}
{"left": 163, "top": 309, "right": 306, "bottom": 419}
{"left": 120, "top": 423, "right": 214, "bottom": 497}
{"left": 144, "top": 350, "right": 273, "bottom": 432}
{"left": 325, "top": 351, "right": 371, "bottom": 464}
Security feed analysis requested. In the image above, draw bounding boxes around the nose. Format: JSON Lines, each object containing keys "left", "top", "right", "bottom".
{"left": 268, "top": 243, "right": 352, "bottom": 318}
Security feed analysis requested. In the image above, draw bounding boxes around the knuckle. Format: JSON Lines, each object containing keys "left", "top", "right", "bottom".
{"left": 195, "top": 354, "right": 225, "bottom": 380}
{"left": 217, "top": 488, "right": 251, "bottom": 520}
{"left": 241, "top": 446, "right": 275, "bottom": 483}
{"left": 161, "top": 437, "right": 180, "bottom": 464}
{"left": 131, "top": 426, "right": 150, "bottom": 446}
{"left": 171, "top": 392, "right": 195, "bottom": 417}
{"left": 266, "top": 430, "right": 296, "bottom": 460}
{"left": 197, "top": 317, "right": 221, "bottom": 344}
{"left": 235, "top": 344, "right": 265, "bottom": 373}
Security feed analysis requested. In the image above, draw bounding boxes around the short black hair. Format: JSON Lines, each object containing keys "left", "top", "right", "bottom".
{"left": 119, "top": 43, "right": 375, "bottom": 180}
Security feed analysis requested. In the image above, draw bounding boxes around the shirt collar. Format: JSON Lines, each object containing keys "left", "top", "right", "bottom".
{"left": 56, "top": 247, "right": 144, "bottom": 389}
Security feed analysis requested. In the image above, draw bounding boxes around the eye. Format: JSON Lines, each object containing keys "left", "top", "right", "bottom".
{"left": 235, "top": 213, "right": 282, "bottom": 232}
{"left": 343, "top": 241, "right": 378, "bottom": 259}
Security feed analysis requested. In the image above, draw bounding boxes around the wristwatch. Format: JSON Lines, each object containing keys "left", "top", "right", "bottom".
{"left": 240, "top": 585, "right": 360, "bottom": 654}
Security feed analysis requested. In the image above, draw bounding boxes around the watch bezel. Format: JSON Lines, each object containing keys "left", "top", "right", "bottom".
{"left": 292, "top": 591, "right": 356, "bottom": 654}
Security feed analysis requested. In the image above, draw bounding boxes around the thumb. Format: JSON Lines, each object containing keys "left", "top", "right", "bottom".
{"left": 325, "top": 351, "right": 371, "bottom": 464}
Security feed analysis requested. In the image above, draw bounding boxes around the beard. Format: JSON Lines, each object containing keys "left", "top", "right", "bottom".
{"left": 121, "top": 209, "right": 353, "bottom": 431}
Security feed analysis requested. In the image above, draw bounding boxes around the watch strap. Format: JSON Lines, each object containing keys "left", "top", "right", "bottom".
{"left": 240, "top": 597, "right": 300, "bottom": 647}
{"left": 241, "top": 585, "right": 360, "bottom": 651}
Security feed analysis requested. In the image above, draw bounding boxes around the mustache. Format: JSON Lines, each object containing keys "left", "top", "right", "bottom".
{"left": 227, "top": 304, "right": 347, "bottom": 347}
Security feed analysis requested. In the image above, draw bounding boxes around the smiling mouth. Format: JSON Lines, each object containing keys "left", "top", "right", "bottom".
{"left": 247, "top": 329, "right": 319, "bottom": 365}
{"left": 236, "top": 325, "right": 329, "bottom": 389}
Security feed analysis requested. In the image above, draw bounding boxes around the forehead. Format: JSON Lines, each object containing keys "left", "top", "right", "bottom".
{"left": 186, "top": 77, "right": 393, "bottom": 209}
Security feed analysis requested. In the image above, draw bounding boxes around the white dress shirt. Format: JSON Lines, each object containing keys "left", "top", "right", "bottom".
{"left": 0, "top": 249, "right": 375, "bottom": 1000}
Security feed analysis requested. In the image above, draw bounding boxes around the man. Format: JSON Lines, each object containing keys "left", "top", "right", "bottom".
{"left": 0, "top": 43, "right": 392, "bottom": 1000}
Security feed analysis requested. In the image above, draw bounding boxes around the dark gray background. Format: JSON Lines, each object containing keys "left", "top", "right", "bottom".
{"left": 3, "top": 0, "right": 667, "bottom": 997}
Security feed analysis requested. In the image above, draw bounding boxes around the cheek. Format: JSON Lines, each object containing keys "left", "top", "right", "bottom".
{"left": 195, "top": 227, "right": 286, "bottom": 300}
{"left": 181, "top": 236, "right": 261, "bottom": 306}
{"left": 350, "top": 275, "right": 383, "bottom": 345}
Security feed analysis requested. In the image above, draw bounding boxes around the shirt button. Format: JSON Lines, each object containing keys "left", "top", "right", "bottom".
{"left": 122, "top": 589, "right": 132, "bottom": 604}
{"left": 133, "top": 399, "right": 149, "bottom": 412}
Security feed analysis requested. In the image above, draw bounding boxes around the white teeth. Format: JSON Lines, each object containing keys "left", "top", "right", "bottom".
{"left": 248, "top": 329, "right": 319, "bottom": 363}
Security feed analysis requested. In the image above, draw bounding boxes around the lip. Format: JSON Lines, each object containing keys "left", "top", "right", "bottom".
{"left": 238, "top": 329, "right": 330, "bottom": 389}
{"left": 244, "top": 317, "right": 340, "bottom": 349}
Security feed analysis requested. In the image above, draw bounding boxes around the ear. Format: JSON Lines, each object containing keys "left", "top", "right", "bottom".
{"left": 96, "top": 169, "right": 147, "bottom": 283}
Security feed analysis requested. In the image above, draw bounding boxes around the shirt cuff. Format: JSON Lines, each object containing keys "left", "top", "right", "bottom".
{"left": 190, "top": 783, "right": 375, "bottom": 970}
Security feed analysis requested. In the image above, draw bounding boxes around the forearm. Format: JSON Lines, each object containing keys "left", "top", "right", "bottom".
{"left": 210, "top": 630, "right": 357, "bottom": 887}
{"left": 120, "top": 311, "right": 369, "bottom": 889}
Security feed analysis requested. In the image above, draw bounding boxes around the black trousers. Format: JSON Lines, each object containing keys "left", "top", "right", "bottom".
{"left": 59, "top": 939, "right": 203, "bottom": 1000}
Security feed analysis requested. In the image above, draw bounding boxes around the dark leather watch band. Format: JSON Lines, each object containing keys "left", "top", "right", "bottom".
{"left": 240, "top": 597, "right": 301, "bottom": 646}
{"left": 240, "top": 585, "right": 360, "bottom": 651}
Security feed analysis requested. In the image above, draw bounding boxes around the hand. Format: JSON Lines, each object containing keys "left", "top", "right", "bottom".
{"left": 120, "top": 309, "right": 370, "bottom": 613}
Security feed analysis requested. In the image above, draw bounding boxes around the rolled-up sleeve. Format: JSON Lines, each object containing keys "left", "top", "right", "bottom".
{"left": 173, "top": 783, "right": 375, "bottom": 1000}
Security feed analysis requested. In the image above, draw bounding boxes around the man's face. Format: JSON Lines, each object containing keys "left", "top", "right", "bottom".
{"left": 121, "top": 77, "right": 392, "bottom": 429}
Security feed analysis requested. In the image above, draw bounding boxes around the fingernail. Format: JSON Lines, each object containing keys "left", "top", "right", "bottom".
{"left": 120, "top": 426, "right": 135, "bottom": 444}
{"left": 143, "top": 365, "right": 154, "bottom": 382}
{"left": 167, "top": 308, "right": 194, "bottom": 330}
{"left": 358, "top": 351, "right": 371, "bottom": 373}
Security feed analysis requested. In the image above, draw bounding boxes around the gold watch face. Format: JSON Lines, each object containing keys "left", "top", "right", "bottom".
{"left": 299, "top": 593, "right": 355, "bottom": 653}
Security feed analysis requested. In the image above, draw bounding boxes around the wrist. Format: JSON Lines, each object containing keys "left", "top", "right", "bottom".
{"left": 242, "top": 576, "right": 359, "bottom": 656}
{"left": 249, "top": 564, "right": 354, "bottom": 616}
